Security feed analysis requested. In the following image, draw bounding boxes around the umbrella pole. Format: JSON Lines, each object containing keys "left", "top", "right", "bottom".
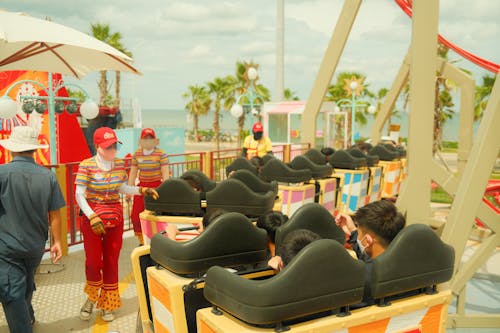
{"left": 48, "top": 72, "right": 57, "bottom": 165}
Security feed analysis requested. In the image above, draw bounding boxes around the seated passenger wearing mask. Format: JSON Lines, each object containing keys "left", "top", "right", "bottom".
{"left": 242, "top": 122, "right": 273, "bottom": 162}
{"left": 335, "top": 200, "right": 406, "bottom": 306}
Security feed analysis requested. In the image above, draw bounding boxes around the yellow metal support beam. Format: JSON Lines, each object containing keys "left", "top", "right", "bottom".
{"left": 54, "top": 165, "right": 69, "bottom": 256}
{"left": 302, "top": 0, "right": 362, "bottom": 146}
{"left": 442, "top": 76, "right": 500, "bottom": 269}
{"left": 397, "top": 0, "right": 439, "bottom": 225}
{"left": 370, "top": 50, "right": 410, "bottom": 145}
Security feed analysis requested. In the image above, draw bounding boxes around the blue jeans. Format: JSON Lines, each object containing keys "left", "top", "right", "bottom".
{"left": 0, "top": 255, "right": 42, "bottom": 333}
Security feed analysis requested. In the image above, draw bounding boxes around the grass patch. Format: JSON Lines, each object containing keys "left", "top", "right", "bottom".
{"left": 431, "top": 187, "right": 453, "bottom": 204}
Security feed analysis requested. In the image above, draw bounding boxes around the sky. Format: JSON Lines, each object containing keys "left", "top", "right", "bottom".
{"left": 2, "top": 0, "right": 499, "bottom": 110}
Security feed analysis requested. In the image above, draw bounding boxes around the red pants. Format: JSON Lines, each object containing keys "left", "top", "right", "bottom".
{"left": 81, "top": 202, "right": 123, "bottom": 311}
{"left": 131, "top": 180, "right": 161, "bottom": 238}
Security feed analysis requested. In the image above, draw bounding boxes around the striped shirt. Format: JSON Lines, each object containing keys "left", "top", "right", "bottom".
{"left": 75, "top": 157, "right": 127, "bottom": 204}
{"left": 132, "top": 148, "right": 169, "bottom": 182}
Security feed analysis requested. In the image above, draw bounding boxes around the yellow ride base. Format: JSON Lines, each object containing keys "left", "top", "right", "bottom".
{"left": 197, "top": 290, "right": 451, "bottom": 333}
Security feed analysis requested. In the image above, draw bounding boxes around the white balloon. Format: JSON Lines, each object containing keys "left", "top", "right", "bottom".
{"left": 367, "top": 105, "right": 377, "bottom": 114}
{"left": 230, "top": 104, "right": 243, "bottom": 118}
{"left": 80, "top": 100, "right": 99, "bottom": 119}
{"left": 247, "top": 67, "right": 258, "bottom": 81}
{"left": 251, "top": 108, "right": 259, "bottom": 116}
{"left": 0, "top": 97, "right": 18, "bottom": 119}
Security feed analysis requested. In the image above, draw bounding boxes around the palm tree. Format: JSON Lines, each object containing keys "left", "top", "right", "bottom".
{"left": 474, "top": 74, "right": 496, "bottom": 121}
{"left": 207, "top": 76, "right": 234, "bottom": 152}
{"left": 183, "top": 85, "right": 212, "bottom": 141}
{"left": 224, "top": 61, "right": 271, "bottom": 146}
{"left": 326, "top": 72, "right": 374, "bottom": 145}
{"left": 90, "top": 23, "right": 122, "bottom": 106}
{"left": 284, "top": 88, "right": 300, "bottom": 101}
{"left": 434, "top": 45, "right": 456, "bottom": 153}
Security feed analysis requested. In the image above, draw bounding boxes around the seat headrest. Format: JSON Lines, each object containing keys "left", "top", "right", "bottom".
{"left": 328, "top": 150, "right": 367, "bottom": 169}
{"left": 180, "top": 169, "right": 216, "bottom": 192}
{"left": 275, "top": 203, "right": 345, "bottom": 249}
{"left": 260, "top": 158, "right": 312, "bottom": 183}
{"left": 348, "top": 148, "right": 379, "bottom": 167}
{"left": 150, "top": 212, "right": 268, "bottom": 275}
{"left": 144, "top": 178, "right": 202, "bottom": 215}
{"left": 204, "top": 239, "right": 365, "bottom": 325}
{"left": 206, "top": 178, "right": 276, "bottom": 217}
{"left": 225, "top": 157, "right": 258, "bottom": 177}
{"left": 230, "top": 169, "right": 278, "bottom": 194}
{"left": 260, "top": 153, "right": 276, "bottom": 166}
{"left": 290, "top": 155, "right": 333, "bottom": 179}
{"left": 303, "top": 148, "right": 327, "bottom": 165}
{"left": 371, "top": 224, "right": 455, "bottom": 299}
{"left": 369, "top": 144, "right": 400, "bottom": 161}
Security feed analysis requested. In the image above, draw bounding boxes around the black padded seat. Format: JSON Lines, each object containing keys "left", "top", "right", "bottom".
{"left": 260, "top": 153, "right": 276, "bottom": 166}
{"left": 144, "top": 178, "right": 202, "bottom": 215}
{"left": 225, "top": 157, "right": 258, "bottom": 177}
{"left": 370, "top": 224, "right": 455, "bottom": 302}
{"left": 383, "top": 143, "right": 403, "bottom": 158}
{"left": 260, "top": 158, "right": 312, "bottom": 183}
{"left": 328, "top": 149, "right": 367, "bottom": 169}
{"left": 396, "top": 145, "right": 407, "bottom": 158}
{"left": 303, "top": 148, "right": 327, "bottom": 165}
{"left": 150, "top": 212, "right": 268, "bottom": 275}
{"left": 369, "top": 144, "right": 399, "bottom": 161}
{"left": 274, "top": 203, "right": 345, "bottom": 250}
{"left": 348, "top": 148, "right": 379, "bottom": 167}
{"left": 206, "top": 178, "right": 275, "bottom": 217}
{"left": 204, "top": 239, "right": 365, "bottom": 325}
{"left": 289, "top": 155, "right": 333, "bottom": 179}
{"left": 180, "top": 169, "right": 216, "bottom": 192}
{"left": 230, "top": 169, "right": 278, "bottom": 195}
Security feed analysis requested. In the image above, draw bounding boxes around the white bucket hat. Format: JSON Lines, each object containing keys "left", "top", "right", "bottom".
{"left": 0, "top": 126, "right": 49, "bottom": 152}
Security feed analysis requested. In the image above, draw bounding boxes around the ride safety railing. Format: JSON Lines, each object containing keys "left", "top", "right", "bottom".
{"left": 50, "top": 143, "right": 309, "bottom": 254}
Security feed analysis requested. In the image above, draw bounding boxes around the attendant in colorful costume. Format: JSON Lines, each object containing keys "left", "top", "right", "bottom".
{"left": 75, "top": 127, "right": 158, "bottom": 322}
{"left": 128, "top": 128, "right": 169, "bottom": 245}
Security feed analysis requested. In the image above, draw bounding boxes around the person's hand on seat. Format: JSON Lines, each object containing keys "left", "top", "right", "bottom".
{"left": 139, "top": 187, "right": 159, "bottom": 200}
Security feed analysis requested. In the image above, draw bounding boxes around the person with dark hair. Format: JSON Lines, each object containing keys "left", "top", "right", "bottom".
{"left": 268, "top": 229, "right": 321, "bottom": 272}
{"left": 0, "top": 126, "right": 66, "bottom": 333}
{"left": 242, "top": 122, "right": 273, "bottom": 160}
{"left": 180, "top": 173, "right": 203, "bottom": 191}
{"left": 335, "top": 199, "right": 406, "bottom": 305}
{"left": 256, "top": 211, "right": 289, "bottom": 255}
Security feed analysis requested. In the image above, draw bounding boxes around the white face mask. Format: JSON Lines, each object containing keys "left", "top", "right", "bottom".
{"left": 357, "top": 235, "right": 367, "bottom": 255}
{"left": 97, "top": 146, "right": 117, "bottom": 162}
{"left": 140, "top": 138, "right": 159, "bottom": 151}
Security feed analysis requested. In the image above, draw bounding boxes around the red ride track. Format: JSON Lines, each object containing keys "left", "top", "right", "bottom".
{"left": 395, "top": 0, "right": 499, "bottom": 74}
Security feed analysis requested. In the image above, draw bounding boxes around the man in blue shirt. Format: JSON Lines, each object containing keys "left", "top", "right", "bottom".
{"left": 0, "top": 126, "right": 66, "bottom": 333}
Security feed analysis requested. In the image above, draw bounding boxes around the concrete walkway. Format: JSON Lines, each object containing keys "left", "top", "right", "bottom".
{"left": 0, "top": 231, "right": 139, "bottom": 333}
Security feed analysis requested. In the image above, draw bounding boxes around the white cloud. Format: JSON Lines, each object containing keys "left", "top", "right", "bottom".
{"left": 2, "top": 0, "right": 498, "bottom": 110}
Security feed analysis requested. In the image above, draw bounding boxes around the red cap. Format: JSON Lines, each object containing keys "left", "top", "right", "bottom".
{"left": 141, "top": 128, "right": 156, "bottom": 139}
{"left": 93, "top": 127, "right": 121, "bottom": 148}
{"left": 252, "top": 122, "right": 263, "bottom": 133}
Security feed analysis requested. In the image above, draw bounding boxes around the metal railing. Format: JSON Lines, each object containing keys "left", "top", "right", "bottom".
{"left": 52, "top": 143, "right": 310, "bottom": 253}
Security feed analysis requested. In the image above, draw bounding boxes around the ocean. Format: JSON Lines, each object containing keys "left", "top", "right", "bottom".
{"left": 121, "top": 107, "right": 477, "bottom": 142}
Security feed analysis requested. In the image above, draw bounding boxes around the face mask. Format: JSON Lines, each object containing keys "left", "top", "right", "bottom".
{"left": 140, "top": 138, "right": 159, "bottom": 150}
{"left": 97, "top": 146, "right": 117, "bottom": 161}
{"left": 253, "top": 132, "right": 263, "bottom": 140}
{"left": 357, "top": 235, "right": 367, "bottom": 255}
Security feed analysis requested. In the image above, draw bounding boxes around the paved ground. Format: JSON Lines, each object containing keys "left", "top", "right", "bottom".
{"left": 0, "top": 230, "right": 139, "bottom": 333}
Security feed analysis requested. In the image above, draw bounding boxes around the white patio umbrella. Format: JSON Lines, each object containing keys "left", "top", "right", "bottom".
{"left": 0, "top": 10, "right": 140, "bottom": 77}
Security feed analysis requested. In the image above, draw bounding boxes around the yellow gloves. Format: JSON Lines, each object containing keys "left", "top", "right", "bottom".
{"left": 89, "top": 213, "right": 105, "bottom": 235}
{"left": 139, "top": 187, "right": 159, "bottom": 200}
